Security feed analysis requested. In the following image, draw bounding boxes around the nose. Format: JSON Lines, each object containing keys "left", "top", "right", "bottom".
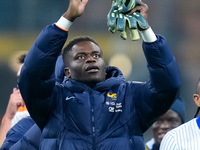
{"left": 86, "top": 55, "right": 96, "bottom": 63}
{"left": 160, "top": 121, "right": 170, "bottom": 129}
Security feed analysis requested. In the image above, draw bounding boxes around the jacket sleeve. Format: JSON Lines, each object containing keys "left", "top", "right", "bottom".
{"left": 134, "top": 34, "right": 181, "bottom": 132}
{"left": 9, "top": 124, "right": 41, "bottom": 150}
{"left": 18, "top": 24, "right": 68, "bottom": 129}
{"left": 0, "top": 117, "right": 35, "bottom": 150}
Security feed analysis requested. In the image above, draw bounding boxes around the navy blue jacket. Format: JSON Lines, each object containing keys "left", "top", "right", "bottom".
{"left": 0, "top": 117, "right": 40, "bottom": 150}
{"left": 19, "top": 24, "right": 181, "bottom": 150}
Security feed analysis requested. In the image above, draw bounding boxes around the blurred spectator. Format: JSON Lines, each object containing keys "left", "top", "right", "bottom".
{"left": 160, "top": 79, "right": 200, "bottom": 150}
{"left": 145, "top": 97, "right": 185, "bottom": 150}
{"left": 0, "top": 55, "right": 64, "bottom": 149}
{"left": 0, "top": 54, "right": 29, "bottom": 147}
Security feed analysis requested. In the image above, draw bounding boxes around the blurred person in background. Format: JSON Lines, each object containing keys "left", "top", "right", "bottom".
{"left": 0, "top": 54, "right": 29, "bottom": 147}
{"left": 145, "top": 97, "right": 185, "bottom": 150}
{"left": 0, "top": 55, "right": 64, "bottom": 150}
{"left": 160, "top": 78, "right": 200, "bottom": 150}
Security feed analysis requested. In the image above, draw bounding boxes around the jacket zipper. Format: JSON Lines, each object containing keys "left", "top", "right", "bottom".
{"left": 125, "top": 124, "right": 134, "bottom": 148}
{"left": 91, "top": 108, "right": 96, "bottom": 150}
{"left": 89, "top": 88, "right": 96, "bottom": 150}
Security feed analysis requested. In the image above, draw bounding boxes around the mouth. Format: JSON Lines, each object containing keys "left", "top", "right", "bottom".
{"left": 157, "top": 132, "right": 167, "bottom": 140}
{"left": 85, "top": 66, "right": 99, "bottom": 73}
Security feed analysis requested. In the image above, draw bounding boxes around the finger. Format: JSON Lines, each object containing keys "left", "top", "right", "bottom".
{"left": 127, "top": 2, "right": 148, "bottom": 17}
{"left": 139, "top": 2, "right": 148, "bottom": 19}
{"left": 107, "top": 8, "right": 118, "bottom": 28}
{"left": 139, "top": 2, "right": 148, "bottom": 12}
{"left": 16, "top": 96, "right": 25, "bottom": 105}
{"left": 120, "top": 30, "right": 127, "bottom": 40}
{"left": 129, "top": 29, "right": 140, "bottom": 41}
{"left": 125, "top": 15, "right": 137, "bottom": 29}
{"left": 127, "top": 5, "right": 146, "bottom": 14}
{"left": 117, "top": 13, "right": 125, "bottom": 31}
{"left": 13, "top": 88, "right": 17, "bottom": 92}
{"left": 82, "top": 0, "right": 88, "bottom": 5}
{"left": 108, "top": 15, "right": 117, "bottom": 28}
{"left": 11, "top": 92, "right": 24, "bottom": 104}
{"left": 13, "top": 89, "right": 21, "bottom": 95}
{"left": 133, "top": 12, "right": 149, "bottom": 30}
{"left": 140, "top": 1, "right": 148, "bottom": 8}
{"left": 109, "top": 27, "right": 117, "bottom": 34}
{"left": 127, "top": 8, "right": 148, "bottom": 19}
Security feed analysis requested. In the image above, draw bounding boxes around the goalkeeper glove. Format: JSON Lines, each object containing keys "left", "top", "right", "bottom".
{"left": 116, "top": 0, "right": 149, "bottom": 31}
{"left": 107, "top": 4, "right": 139, "bottom": 40}
{"left": 107, "top": 3, "right": 149, "bottom": 40}
{"left": 117, "top": 0, "right": 141, "bottom": 13}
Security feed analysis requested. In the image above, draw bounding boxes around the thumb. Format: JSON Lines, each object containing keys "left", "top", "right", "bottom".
{"left": 13, "top": 88, "right": 18, "bottom": 92}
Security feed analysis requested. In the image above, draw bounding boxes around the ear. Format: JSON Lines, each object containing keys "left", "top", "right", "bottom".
{"left": 193, "top": 94, "right": 200, "bottom": 107}
{"left": 64, "top": 67, "right": 71, "bottom": 78}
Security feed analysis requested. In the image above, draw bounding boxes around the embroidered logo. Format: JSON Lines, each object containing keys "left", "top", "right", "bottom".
{"left": 65, "top": 96, "right": 75, "bottom": 101}
{"left": 109, "top": 107, "right": 115, "bottom": 112}
{"left": 107, "top": 93, "right": 117, "bottom": 100}
{"left": 106, "top": 92, "right": 122, "bottom": 113}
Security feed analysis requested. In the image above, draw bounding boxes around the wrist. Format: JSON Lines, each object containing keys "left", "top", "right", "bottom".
{"left": 55, "top": 16, "right": 73, "bottom": 31}
{"left": 139, "top": 27, "right": 157, "bottom": 43}
{"left": 3, "top": 111, "right": 15, "bottom": 121}
{"left": 1, "top": 115, "right": 12, "bottom": 124}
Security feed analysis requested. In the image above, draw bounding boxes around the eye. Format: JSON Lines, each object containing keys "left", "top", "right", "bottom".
{"left": 169, "top": 118, "right": 178, "bottom": 124}
{"left": 92, "top": 53, "right": 100, "bottom": 59}
{"left": 153, "top": 119, "right": 163, "bottom": 126}
{"left": 156, "top": 119, "right": 163, "bottom": 125}
{"left": 77, "top": 55, "right": 85, "bottom": 59}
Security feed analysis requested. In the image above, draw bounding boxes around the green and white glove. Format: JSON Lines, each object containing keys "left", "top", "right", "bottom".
{"left": 107, "top": 3, "right": 139, "bottom": 40}
{"left": 107, "top": 0, "right": 149, "bottom": 40}
{"left": 117, "top": 0, "right": 141, "bottom": 13}
{"left": 116, "top": 0, "right": 149, "bottom": 31}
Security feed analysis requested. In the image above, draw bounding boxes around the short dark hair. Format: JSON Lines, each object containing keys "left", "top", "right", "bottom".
{"left": 17, "top": 54, "right": 27, "bottom": 64}
{"left": 62, "top": 36, "right": 100, "bottom": 66}
{"left": 196, "top": 78, "right": 200, "bottom": 94}
{"left": 194, "top": 78, "right": 200, "bottom": 118}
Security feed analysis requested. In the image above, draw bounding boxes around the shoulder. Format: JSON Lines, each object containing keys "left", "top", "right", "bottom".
{"left": 165, "top": 118, "right": 197, "bottom": 137}
{"left": 160, "top": 118, "right": 198, "bottom": 150}
{"left": 171, "top": 118, "right": 197, "bottom": 133}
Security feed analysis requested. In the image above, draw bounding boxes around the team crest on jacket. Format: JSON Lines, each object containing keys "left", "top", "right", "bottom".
{"left": 106, "top": 92, "right": 122, "bottom": 113}
{"left": 107, "top": 92, "right": 117, "bottom": 100}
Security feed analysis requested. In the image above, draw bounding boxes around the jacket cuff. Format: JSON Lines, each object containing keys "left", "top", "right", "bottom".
{"left": 139, "top": 27, "right": 157, "bottom": 43}
{"left": 55, "top": 16, "right": 73, "bottom": 31}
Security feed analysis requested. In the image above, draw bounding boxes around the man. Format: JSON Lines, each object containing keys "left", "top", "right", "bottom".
{"left": 0, "top": 54, "right": 29, "bottom": 147}
{"left": 0, "top": 55, "right": 64, "bottom": 150}
{"left": 145, "top": 97, "right": 185, "bottom": 150}
{"left": 19, "top": 0, "right": 181, "bottom": 149}
{"left": 160, "top": 79, "right": 200, "bottom": 150}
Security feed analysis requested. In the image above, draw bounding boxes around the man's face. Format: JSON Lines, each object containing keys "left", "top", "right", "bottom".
{"left": 152, "top": 109, "right": 182, "bottom": 145}
{"left": 64, "top": 41, "right": 106, "bottom": 84}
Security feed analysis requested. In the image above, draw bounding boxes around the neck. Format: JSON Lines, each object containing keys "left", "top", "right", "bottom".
{"left": 84, "top": 81, "right": 97, "bottom": 88}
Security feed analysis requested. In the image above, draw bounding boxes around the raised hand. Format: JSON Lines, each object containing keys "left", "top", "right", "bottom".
{"left": 117, "top": 0, "right": 141, "bottom": 13}
{"left": 107, "top": 0, "right": 149, "bottom": 40}
{"left": 107, "top": 5, "right": 140, "bottom": 40}
{"left": 4, "top": 88, "right": 25, "bottom": 120}
{"left": 63, "top": 0, "right": 89, "bottom": 22}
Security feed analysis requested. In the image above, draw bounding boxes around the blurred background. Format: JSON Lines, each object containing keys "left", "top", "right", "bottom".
{"left": 0, "top": 0, "right": 200, "bottom": 142}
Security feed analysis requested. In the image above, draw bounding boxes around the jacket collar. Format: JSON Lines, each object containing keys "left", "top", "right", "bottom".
{"left": 62, "top": 66, "right": 125, "bottom": 92}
